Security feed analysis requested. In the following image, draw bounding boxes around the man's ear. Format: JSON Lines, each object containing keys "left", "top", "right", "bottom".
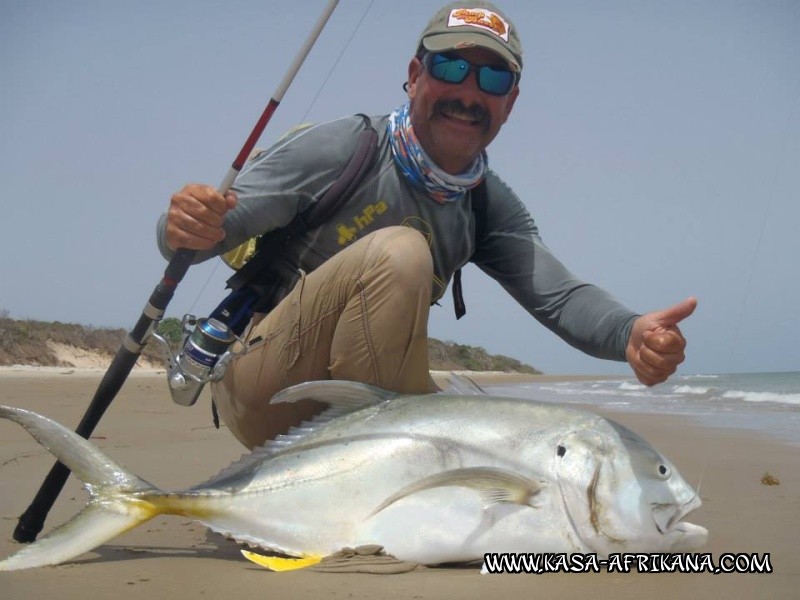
{"left": 406, "top": 57, "right": 423, "bottom": 99}
{"left": 501, "top": 84, "right": 520, "bottom": 124}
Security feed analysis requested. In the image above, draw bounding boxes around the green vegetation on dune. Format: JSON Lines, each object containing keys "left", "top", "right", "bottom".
{"left": 0, "top": 311, "right": 166, "bottom": 367}
{"left": 427, "top": 338, "right": 540, "bottom": 373}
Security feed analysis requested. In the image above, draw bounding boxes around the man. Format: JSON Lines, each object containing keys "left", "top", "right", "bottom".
{"left": 158, "top": 1, "right": 696, "bottom": 449}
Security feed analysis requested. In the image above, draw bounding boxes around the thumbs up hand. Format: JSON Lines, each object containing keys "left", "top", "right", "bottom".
{"left": 625, "top": 297, "right": 697, "bottom": 386}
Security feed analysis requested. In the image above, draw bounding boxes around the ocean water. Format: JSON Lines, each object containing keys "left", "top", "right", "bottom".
{"left": 485, "top": 372, "right": 800, "bottom": 446}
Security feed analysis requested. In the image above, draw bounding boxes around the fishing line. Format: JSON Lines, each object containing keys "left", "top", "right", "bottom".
{"left": 300, "top": 0, "right": 377, "bottom": 122}
{"left": 695, "top": 75, "right": 794, "bottom": 508}
{"left": 184, "top": 0, "right": 377, "bottom": 318}
{"left": 726, "top": 84, "right": 799, "bottom": 368}
{"left": 693, "top": 454, "right": 709, "bottom": 500}
{"left": 695, "top": 86, "right": 798, "bottom": 519}
{"left": 704, "top": 85, "right": 798, "bottom": 525}
{"left": 184, "top": 261, "right": 220, "bottom": 317}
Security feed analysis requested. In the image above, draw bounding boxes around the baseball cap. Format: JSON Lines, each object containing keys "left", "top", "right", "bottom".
{"left": 416, "top": 1, "right": 523, "bottom": 73}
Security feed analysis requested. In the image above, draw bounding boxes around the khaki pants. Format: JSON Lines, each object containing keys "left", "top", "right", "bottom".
{"left": 211, "top": 226, "right": 435, "bottom": 448}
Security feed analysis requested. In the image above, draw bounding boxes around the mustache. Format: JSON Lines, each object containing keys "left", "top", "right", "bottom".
{"left": 434, "top": 99, "right": 490, "bottom": 130}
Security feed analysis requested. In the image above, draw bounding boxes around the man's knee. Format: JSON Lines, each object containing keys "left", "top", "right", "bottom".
{"left": 365, "top": 226, "right": 433, "bottom": 292}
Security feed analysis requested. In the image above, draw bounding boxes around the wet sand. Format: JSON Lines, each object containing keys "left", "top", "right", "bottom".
{"left": 1, "top": 370, "right": 797, "bottom": 599}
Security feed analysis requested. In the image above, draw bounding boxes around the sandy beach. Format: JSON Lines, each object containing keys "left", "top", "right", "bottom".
{"left": 1, "top": 369, "right": 797, "bottom": 599}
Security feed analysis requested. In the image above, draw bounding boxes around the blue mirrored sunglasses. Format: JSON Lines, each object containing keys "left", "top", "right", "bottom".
{"left": 423, "top": 52, "right": 517, "bottom": 96}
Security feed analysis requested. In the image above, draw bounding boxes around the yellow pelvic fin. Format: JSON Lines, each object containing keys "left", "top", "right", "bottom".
{"left": 241, "top": 550, "right": 323, "bottom": 572}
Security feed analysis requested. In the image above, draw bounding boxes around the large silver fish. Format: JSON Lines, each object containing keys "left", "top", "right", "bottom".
{"left": 0, "top": 380, "right": 707, "bottom": 571}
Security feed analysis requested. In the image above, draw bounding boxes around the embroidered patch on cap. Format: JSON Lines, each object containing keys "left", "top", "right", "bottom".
{"left": 447, "top": 8, "right": 510, "bottom": 41}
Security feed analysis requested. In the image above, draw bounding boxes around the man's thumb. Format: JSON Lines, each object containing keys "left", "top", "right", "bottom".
{"left": 653, "top": 297, "right": 698, "bottom": 327}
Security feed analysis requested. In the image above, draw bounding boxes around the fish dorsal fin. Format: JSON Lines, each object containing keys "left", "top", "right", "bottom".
{"left": 443, "top": 372, "right": 487, "bottom": 395}
{"left": 270, "top": 380, "right": 397, "bottom": 409}
{"left": 369, "top": 467, "right": 546, "bottom": 517}
{"left": 259, "top": 405, "right": 357, "bottom": 451}
{"left": 193, "top": 405, "right": 355, "bottom": 489}
{"left": 192, "top": 382, "right": 395, "bottom": 490}
{"left": 260, "top": 381, "right": 396, "bottom": 453}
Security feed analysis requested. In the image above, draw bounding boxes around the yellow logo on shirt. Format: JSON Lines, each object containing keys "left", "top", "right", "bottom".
{"left": 336, "top": 223, "right": 358, "bottom": 246}
{"left": 336, "top": 200, "right": 389, "bottom": 246}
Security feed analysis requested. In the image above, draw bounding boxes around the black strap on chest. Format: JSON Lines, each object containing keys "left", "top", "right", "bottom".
{"left": 452, "top": 178, "right": 488, "bottom": 320}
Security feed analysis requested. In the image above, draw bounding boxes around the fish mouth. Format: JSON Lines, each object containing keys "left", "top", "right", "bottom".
{"left": 652, "top": 494, "right": 702, "bottom": 534}
{"left": 651, "top": 494, "right": 708, "bottom": 551}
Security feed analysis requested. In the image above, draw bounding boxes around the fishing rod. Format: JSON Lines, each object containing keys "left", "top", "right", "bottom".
{"left": 13, "top": 0, "right": 341, "bottom": 544}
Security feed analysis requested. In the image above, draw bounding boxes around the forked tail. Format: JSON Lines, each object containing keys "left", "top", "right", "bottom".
{"left": 0, "top": 405, "right": 165, "bottom": 571}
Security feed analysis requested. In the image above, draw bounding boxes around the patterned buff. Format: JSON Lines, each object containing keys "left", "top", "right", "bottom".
{"left": 388, "top": 102, "right": 486, "bottom": 204}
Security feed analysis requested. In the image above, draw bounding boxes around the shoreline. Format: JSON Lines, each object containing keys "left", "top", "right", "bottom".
{"left": 2, "top": 366, "right": 796, "bottom": 446}
{"left": 0, "top": 365, "right": 167, "bottom": 378}
{"left": 0, "top": 366, "right": 589, "bottom": 381}
{"left": 1, "top": 372, "right": 797, "bottom": 599}
{"left": 430, "top": 369, "right": 621, "bottom": 386}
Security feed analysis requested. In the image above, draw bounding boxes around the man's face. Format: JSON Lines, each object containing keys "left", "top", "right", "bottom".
{"left": 406, "top": 46, "right": 519, "bottom": 175}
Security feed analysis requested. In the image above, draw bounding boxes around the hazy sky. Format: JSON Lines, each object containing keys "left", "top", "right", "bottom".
{"left": 2, "top": 1, "right": 798, "bottom": 377}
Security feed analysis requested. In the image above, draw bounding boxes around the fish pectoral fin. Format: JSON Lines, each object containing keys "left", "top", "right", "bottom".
{"left": 241, "top": 550, "right": 323, "bottom": 571}
{"left": 481, "top": 487, "right": 532, "bottom": 506}
{"left": 370, "top": 467, "right": 545, "bottom": 517}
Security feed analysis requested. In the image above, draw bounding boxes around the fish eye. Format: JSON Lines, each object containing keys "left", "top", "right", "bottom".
{"left": 656, "top": 464, "right": 670, "bottom": 479}
{"left": 557, "top": 445, "right": 566, "bottom": 457}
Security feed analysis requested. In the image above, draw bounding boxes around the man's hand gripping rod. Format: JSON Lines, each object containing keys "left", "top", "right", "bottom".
{"left": 13, "top": 0, "right": 340, "bottom": 544}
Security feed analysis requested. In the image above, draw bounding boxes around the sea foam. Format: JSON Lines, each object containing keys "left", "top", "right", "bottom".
{"left": 722, "top": 390, "right": 800, "bottom": 406}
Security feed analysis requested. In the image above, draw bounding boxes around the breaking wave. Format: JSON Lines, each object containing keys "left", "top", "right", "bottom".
{"left": 722, "top": 390, "right": 800, "bottom": 406}
{"left": 672, "top": 385, "right": 711, "bottom": 395}
{"left": 619, "top": 381, "right": 645, "bottom": 391}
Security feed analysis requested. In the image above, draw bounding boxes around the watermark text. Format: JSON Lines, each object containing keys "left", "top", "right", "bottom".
{"left": 482, "top": 552, "right": 773, "bottom": 574}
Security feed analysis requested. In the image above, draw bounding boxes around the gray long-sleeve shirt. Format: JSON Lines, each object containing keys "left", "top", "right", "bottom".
{"left": 158, "top": 114, "right": 637, "bottom": 361}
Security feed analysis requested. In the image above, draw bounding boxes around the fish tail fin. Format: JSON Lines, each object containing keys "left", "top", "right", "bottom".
{"left": 0, "top": 405, "right": 164, "bottom": 571}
